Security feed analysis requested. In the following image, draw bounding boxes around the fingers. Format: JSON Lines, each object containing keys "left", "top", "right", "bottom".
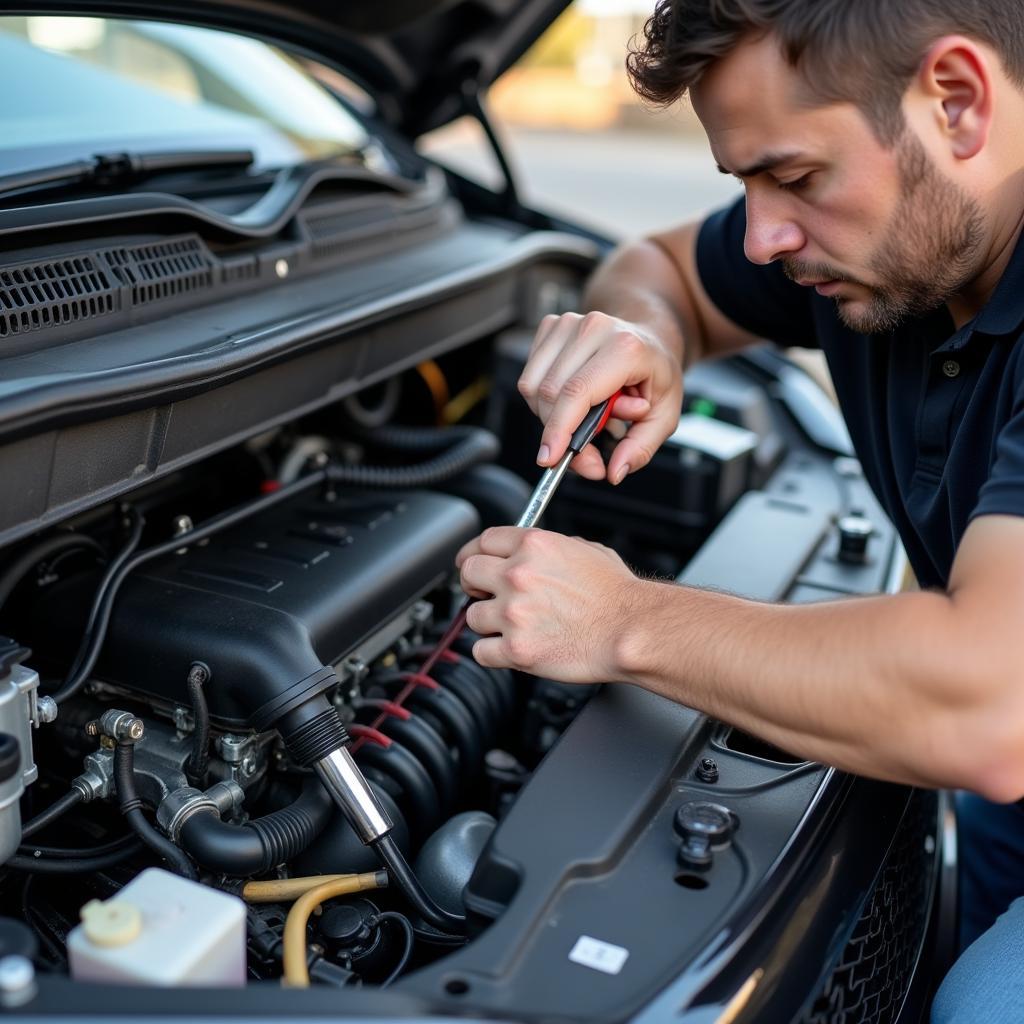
{"left": 608, "top": 394, "right": 650, "bottom": 421}
{"left": 455, "top": 527, "right": 532, "bottom": 572}
{"left": 458, "top": 552, "right": 506, "bottom": 598}
{"left": 518, "top": 314, "right": 590, "bottom": 418}
{"left": 535, "top": 332, "right": 651, "bottom": 467}
{"left": 464, "top": 597, "right": 502, "bottom": 636}
{"left": 570, "top": 444, "right": 607, "bottom": 481}
{"left": 605, "top": 403, "right": 679, "bottom": 484}
{"left": 471, "top": 636, "right": 508, "bottom": 670}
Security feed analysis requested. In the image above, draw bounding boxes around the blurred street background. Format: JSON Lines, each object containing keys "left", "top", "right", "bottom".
{"left": 420, "top": 0, "right": 835, "bottom": 390}
{"left": 419, "top": 0, "right": 741, "bottom": 240}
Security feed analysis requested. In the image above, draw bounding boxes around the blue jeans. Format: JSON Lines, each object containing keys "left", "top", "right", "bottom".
{"left": 931, "top": 793, "right": 1024, "bottom": 1022}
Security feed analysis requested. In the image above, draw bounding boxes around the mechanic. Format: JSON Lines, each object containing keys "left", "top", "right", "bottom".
{"left": 454, "top": 1, "right": 1024, "bottom": 1018}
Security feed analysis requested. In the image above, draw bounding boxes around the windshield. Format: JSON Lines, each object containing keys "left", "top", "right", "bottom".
{"left": 0, "top": 16, "right": 369, "bottom": 176}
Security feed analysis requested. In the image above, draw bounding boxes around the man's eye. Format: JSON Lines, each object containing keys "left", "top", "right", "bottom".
{"left": 778, "top": 173, "right": 814, "bottom": 193}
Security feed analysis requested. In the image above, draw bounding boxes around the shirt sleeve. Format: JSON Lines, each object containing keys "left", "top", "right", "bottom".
{"left": 696, "top": 197, "right": 820, "bottom": 349}
{"left": 970, "top": 394, "right": 1024, "bottom": 522}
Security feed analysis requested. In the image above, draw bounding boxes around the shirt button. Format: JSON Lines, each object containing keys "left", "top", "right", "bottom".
{"left": 942, "top": 360, "right": 961, "bottom": 378}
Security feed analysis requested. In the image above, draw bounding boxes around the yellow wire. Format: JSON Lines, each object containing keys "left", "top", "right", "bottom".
{"left": 281, "top": 871, "right": 387, "bottom": 987}
{"left": 415, "top": 360, "right": 450, "bottom": 422}
{"left": 442, "top": 374, "right": 491, "bottom": 425}
{"left": 242, "top": 874, "right": 368, "bottom": 903}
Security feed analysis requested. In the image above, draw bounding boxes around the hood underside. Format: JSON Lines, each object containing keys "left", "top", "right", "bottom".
{"left": 5, "top": 0, "right": 575, "bottom": 135}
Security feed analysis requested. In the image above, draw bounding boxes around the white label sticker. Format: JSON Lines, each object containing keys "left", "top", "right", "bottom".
{"left": 568, "top": 935, "right": 630, "bottom": 976}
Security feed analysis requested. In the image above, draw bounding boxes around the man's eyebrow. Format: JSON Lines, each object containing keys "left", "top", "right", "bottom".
{"left": 716, "top": 151, "right": 805, "bottom": 178}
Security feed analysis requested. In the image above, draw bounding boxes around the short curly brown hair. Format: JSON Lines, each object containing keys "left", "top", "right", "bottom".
{"left": 626, "top": 0, "right": 1024, "bottom": 143}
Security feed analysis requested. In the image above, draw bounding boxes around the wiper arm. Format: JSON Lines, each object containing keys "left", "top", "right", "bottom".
{"left": 0, "top": 149, "right": 255, "bottom": 199}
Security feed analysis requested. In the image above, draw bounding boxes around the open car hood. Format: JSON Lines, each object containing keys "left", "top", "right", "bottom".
{"left": 12, "top": 0, "right": 574, "bottom": 135}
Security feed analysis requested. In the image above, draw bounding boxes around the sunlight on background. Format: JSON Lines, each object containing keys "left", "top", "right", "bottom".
{"left": 419, "top": 2, "right": 740, "bottom": 239}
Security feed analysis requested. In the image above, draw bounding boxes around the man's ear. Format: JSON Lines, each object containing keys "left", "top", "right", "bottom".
{"left": 916, "top": 35, "right": 993, "bottom": 160}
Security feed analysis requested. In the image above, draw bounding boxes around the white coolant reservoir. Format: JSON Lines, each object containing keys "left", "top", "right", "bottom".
{"left": 67, "top": 868, "right": 246, "bottom": 986}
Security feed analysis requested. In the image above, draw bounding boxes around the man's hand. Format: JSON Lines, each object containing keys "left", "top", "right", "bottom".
{"left": 455, "top": 526, "right": 642, "bottom": 683}
{"left": 517, "top": 311, "right": 683, "bottom": 485}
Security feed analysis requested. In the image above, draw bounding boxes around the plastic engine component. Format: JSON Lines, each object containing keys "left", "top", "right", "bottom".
{"left": 67, "top": 868, "right": 246, "bottom": 986}
{"left": 94, "top": 490, "right": 479, "bottom": 728}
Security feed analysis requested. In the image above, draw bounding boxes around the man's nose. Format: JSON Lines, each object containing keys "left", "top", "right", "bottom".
{"left": 743, "top": 192, "right": 805, "bottom": 265}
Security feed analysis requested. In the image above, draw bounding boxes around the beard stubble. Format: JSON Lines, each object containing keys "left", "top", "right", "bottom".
{"left": 782, "top": 132, "right": 985, "bottom": 333}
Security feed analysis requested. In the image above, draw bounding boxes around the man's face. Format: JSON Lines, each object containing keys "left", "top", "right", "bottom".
{"left": 691, "top": 34, "right": 985, "bottom": 333}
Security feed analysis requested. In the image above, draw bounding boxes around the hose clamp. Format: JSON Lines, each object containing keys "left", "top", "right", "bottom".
{"left": 156, "top": 786, "right": 218, "bottom": 843}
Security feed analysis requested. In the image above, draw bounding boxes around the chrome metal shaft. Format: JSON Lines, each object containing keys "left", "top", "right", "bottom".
{"left": 514, "top": 450, "right": 575, "bottom": 528}
{"left": 314, "top": 747, "right": 393, "bottom": 844}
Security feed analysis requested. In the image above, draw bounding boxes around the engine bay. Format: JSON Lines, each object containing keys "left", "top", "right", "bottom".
{"left": 0, "top": 37, "right": 944, "bottom": 1011}
{"left": 0, "top": 328, "right": 939, "bottom": 1021}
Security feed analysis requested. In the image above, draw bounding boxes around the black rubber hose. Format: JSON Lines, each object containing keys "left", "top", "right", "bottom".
{"left": 0, "top": 532, "right": 104, "bottom": 612}
{"left": 178, "top": 774, "right": 332, "bottom": 876}
{"left": 361, "top": 422, "right": 493, "bottom": 453}
{"left": 20, "top": 789, "right": 83, "bottom": 840}
{"left": 326, "top": 425, "right": 499, "bottom": 489}
{"left": 370, "top": 834, "right": 465, "bottom": 934}
{"left": 114, "top": 742, "right": 198, "bottom": 880}
{"left": 19, "top": 833, "right": 138, "bottom": 859}
{"left": 355, "top": 741, "right": 441, "bottom": 845}
{"left": 6, "top": 840, "right": 143, "bottom": 874}
{"left": 372, "top": 674, "right": 483, "bottom": 775}
{"left": 426, "top": 660, "right": 496, "bottom": 747}
{"left": 62, "top": 508, "right": 145, "bottom": 688}
{"left": 374, "top": 911, "right": 415, "bottom": 988}
{"left": 370, "top": 709, "right": 458, "bottom": 814}
{"left": 184, "top": 664, "right": 211, "bottom": 787}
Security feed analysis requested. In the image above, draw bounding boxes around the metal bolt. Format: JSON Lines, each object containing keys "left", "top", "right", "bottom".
{"left": 173, "top": 707, "right": 193, "bottom": 734}
{"left": 98, "top": 710, "right": 144, "bottom": 743}
{"left": 341, "top": 657, "right": 369, "bottom": 686}
{"left": 172, "top": 515, "right": 194, "bottom": 537}
{"left": 218, "top": 735, "right": 248, "bottom": 764}
{"left": 696, "top": 757, "right": 719, "bottom": 784}
{"left": 0, "top": 956, "right": 36, "bottom": 1008}
{"left": 85, "top": 720, "right": 99, "bottom": 737}
{"left": 241, "top": 755, "right": 257, "bottom": 778}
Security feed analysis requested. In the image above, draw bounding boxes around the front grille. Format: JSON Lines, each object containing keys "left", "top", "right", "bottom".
{"left": 800, "top": 789, "right": 938, "bottom": 1024}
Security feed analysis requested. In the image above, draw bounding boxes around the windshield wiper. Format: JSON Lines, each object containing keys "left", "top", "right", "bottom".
{"left": 0, "top": 149, "right": 255, "bottom": 200}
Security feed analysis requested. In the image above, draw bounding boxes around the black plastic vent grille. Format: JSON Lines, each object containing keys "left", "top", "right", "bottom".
{"left": 221, "top": 255, "right": 259, "bottom": 283}
{"left": 104, "top": 237, "right": 214, "bottom": 305}
{"left": 305, "top": 205, "right": 398, "bottom": 261}
{"left": 0, "top": 256, "right": 116, "bottom": 338}
{"left": 800, "top": 789, "right": 938, "bottom": 1024}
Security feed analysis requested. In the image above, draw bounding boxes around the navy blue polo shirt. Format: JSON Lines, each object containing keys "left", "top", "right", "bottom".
{"left": 696, "top": 197, "right": 1024, "bottom": 589}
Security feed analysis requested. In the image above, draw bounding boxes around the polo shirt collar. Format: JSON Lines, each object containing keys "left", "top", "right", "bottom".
{"left": 918, "top": 223, "right": 1024, "bottom": 354}
{"left": 969, "top": 222, "right": 1024, "bottom": 338}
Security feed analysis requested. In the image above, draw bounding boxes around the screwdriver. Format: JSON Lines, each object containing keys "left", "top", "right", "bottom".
{"left": 350, "top": 390, "right": 626, "bottom": 752}
{"left": 419, "top": 389, "right": 624, "bottom": 675}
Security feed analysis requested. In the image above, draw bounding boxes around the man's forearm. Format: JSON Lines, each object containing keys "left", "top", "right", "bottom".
{"left": 582, "top": 238, "right": 695, "bottom": 366}
{"left": 617, "top": 580, "right": 1020, "bottom": 799}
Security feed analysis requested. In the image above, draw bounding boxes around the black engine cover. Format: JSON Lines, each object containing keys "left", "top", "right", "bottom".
{"left": 97, "top": 489, "right": 478, "bottom": 728}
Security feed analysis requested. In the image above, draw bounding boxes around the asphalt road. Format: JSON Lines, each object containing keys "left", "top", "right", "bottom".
{"left": 420, "top": 124, "right": 742, "bottom": 239}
